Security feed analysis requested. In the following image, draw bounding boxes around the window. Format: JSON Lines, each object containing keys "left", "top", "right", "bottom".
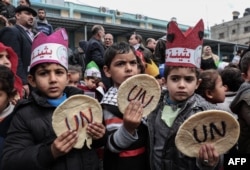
{"left": 219, "top": 33, "right": 224, "bottom": 39}
{"left": 244, "top": 26, "right": 250, "bottom": 33}
{"left": 232, "top": 29, "right": 236, "bottom": 34}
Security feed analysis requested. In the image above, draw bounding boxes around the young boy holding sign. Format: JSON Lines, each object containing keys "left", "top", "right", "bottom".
{"left": 147, "top": 20, "right": 223, "bottom": 170}
{"left": 101, "top": 41, "right": 150, "bottom": 170}
{"left": 1, "top": 28, "right": 105, "bottom": 170}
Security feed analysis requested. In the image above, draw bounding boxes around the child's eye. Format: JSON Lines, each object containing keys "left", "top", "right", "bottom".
{"left": 171, "top": 77, "right": 179, "bottom": 82}
{"left": 116, "top": 62, "right": 125, "bottom": 66}
{"left": 130, "top": 60, "right": 137, "bottom": 65}
{"left": 185, "top": 77, "right": 194, "bottom": 82}
{"left": 55, "top": 70, "right": 65, "bottom": 75}
{"left": 38, "top": 72, "right": 47, "bottom": 76}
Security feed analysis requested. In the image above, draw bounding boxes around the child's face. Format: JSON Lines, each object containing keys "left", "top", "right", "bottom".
{"left": 0, "top": 50, "right": 11, "bottom": 69}
{"left": 68, "top": 72, "right": 80, "bottom": 87}
{"left": 85, "top": 78, "right": 97, "bottom": 90}
{"left": 104, "top": 50, "right": 139, "bottom": 87}
{"left": 0, "top": 90, "right": 9, "bottom": 113}
{"left": 207, "top": 75, "right": 226, "bottom": 104}
{"left": 28, "top": 63, "right": 69, "bottom": 99}
{"left": 165, "top": 67, "right": 200, "bottom": 102}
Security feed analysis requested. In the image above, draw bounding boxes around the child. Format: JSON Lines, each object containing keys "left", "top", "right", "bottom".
{"left": 147, "top": 20, "right": 222, "bottom": 170}
{"left": 195, "top": 69, "right": 226, "bottom": 104}
{"left": 101, "top": 41, "right": 149, "bottom": 170}
{"left": 1, "top": 28, "right": 106, "bottom": 170}
{"left": 0, "top": 42, "right": 23, "bottom": 101}
{"left": 0, "top": 65, "right": 16, "bottom": 170}
{"left": 218, "top": 66, "right": 244, "bottom": 118}
{"left": 230, "top": 49, "right": 250, "bottom": 153}
{"left": 67, "top": 64, "right": 82, "bottom": 87}
{"left": 78, "top": 61, "right": 104, "bottom": 101}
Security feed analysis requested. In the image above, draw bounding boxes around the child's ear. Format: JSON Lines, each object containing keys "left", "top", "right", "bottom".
{"left": 103, "top": 65, "right": 111, "bottom": 78}
{"left": 241, "top": 73, "right": 247, "bottom": 81}
{"left": 205, "top": 89, "right": 213, "bottom": 99}
{"left": 27, "top": 75, "right": 36, "bottom": 87}
{"left": 195, "top": 78, "right": 202, "bottom": 89}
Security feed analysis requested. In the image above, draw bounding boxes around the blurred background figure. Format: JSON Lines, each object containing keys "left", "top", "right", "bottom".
{"left": 145, "top": 37, "right": 156, "bottom": 54}
{"left": 104, "top": 33, "right": 113, "bottom": 49}
{"left": 201, "top": 45, "right": 220, "bottom": 70}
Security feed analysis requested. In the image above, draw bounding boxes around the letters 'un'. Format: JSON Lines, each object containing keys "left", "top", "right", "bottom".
{"left": 65, "top": 108, "right": 93, "bottom": 131}
{"left": 193, "top": 121, "right": 226, "bottom": 143}
{"left": 127, "top": 85, "right": 154, "bottom": 108}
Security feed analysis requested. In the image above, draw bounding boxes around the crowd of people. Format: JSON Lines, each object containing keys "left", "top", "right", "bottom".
{"left": 0, "top": 2, "right": 250, "bottom": 170}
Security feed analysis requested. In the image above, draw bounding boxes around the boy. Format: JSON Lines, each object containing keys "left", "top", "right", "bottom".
{"left": 67, "top": 64, "right": 82, "bottom": 87}
{"left": 101, "top": 41, "right": 149, "bottom": 170}
{"left": 147, "top": 20, "right": 221, "bottom": 170}
{"left": 1, "top": 28, "right": 105, "bottom": 170}
{"left": 230, "top": 48, "right": 250, "bottom": 153}
{"left": 78, "top": 61, "right": 104, "bottom": 101}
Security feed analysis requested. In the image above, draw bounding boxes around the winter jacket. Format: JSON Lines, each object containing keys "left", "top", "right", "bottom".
{"left": 101, "top": 87, "right": 149, "bottom": 170}
{"left": 147, "top": 91, "right": 222, "bottom": 170}
{"left": 230, "top": 82, "right": 250, "bottom": 153}
{"left": 1, "top": 86, "right": 103, "bottom": 170}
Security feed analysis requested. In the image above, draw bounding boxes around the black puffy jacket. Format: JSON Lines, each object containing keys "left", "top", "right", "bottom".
{"left": 1, "top": 86, "right": 103, "bottom": 170}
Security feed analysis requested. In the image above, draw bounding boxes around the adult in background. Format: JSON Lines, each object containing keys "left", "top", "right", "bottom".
{"left": 18, "top": 0, "right": 31, "bottom": 7}
{"left": 34, "top": 8, "right": 53, "bottom": 35}
{"left": 154, "top": 35, "right": 166, "bottom": 65}
{"left": 145, "top": 37, "right": 156, "bottom": 54}
{"left": 0, "top": 0, "right": 16, "bottom": 26}
{"left": 104, "top": 33, "right": 113, "bottom": 49}
{"left": 200, "top": 45, "right": 220, "bottom": 70}
{"left": 0, "top": 5, "right": 37, "bottom": 97}
{"left": 85, "top": 24, "right": 111, "bottom": 90}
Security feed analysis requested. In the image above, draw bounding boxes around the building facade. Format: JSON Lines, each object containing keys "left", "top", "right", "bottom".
{"left": 211, "top": 8, "right": 250, "bottom": 46}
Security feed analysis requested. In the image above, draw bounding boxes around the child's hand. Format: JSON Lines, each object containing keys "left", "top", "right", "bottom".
{"left": 198, "top": 143, "right": 219, "bottom": 167}
{"left": 51, "top": 130, "right": 78, "bottom": 158}
{"left": 123, "top": 100, "right": 143, "bottom": 135}
{"left": 87, "top": 122, "right": 106, "bottom": 140}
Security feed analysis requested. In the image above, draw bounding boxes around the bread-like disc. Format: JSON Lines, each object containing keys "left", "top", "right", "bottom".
{"left": 117, "top": 74, "right": 161, "bottom": 116}
{"left": 175, "top": 110, "right": 239, "bottom": 157}
{"left": 52, "top": 94, "right": 102, "bottom": 149}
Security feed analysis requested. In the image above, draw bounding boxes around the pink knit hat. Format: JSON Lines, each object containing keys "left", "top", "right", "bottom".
{"left": 30, "top": 28, "right": 68, "bottom": 71}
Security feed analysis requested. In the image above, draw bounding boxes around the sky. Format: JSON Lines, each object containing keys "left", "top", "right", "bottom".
{"left": 65, "top": 0, "right": 249, "bottom": 29}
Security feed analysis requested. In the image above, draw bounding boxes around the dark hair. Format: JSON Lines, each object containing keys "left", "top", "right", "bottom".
{"left": 104, "top": 41, "right": 137, "bottom": 68}
{"left": 220, "top": 67, "right": 243, "bottom": 92}
{"left": 25, "top": 0, "right": 31, "bottom": 7}
{"left": 164, "top": 66, "right": 200, "bottom": 80}
{"left": 91, "top": 25, "right": 104, "bottom": 35}
{"left": 38, "top": 8, "right": 46, "bottom": 13}
{"left": 239, "top": 50, "right": 250, "bottom": 74}
{"left": 195, "top": 69, "right": 219, "bottom": 98}
{"left": 0, "top": 65, "right": 16, "bottom": 98}
{"left": 134, "top": 33, "right": 143, "bottom": 44}
{"left": 154, "top": 39, "right": 166, "bottom": 64}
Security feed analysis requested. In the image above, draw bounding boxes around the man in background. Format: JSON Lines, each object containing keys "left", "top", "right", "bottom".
{"left": 34, "top": 8, "right": 53, "bottom": 35}
{"left": 0, "top": 5, "right": 37, "bottom": 97}
{"left": 104, "top": 33, "right": 113, "bottom": 49}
